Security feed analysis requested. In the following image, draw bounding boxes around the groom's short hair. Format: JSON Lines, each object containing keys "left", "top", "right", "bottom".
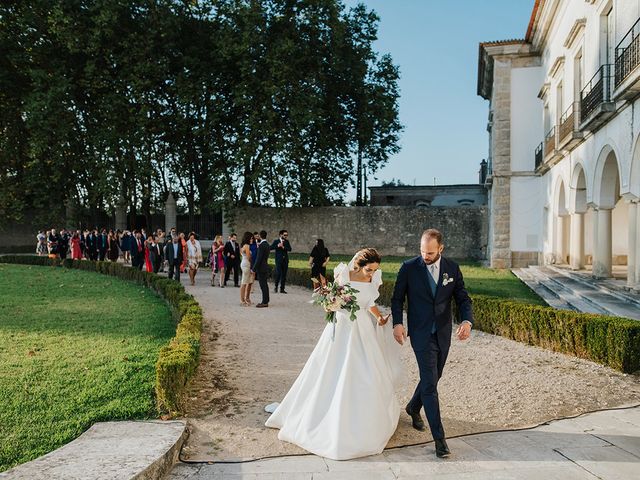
{"left": 260, "top": 230, "right": 267, "bottom": 239}
{"left": 422, "top": 229, "right": 443, "bottom": 245}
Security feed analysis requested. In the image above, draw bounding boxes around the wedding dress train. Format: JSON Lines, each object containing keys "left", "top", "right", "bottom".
{"left": 265, "top": 263, "right": 403, "bottom": 460}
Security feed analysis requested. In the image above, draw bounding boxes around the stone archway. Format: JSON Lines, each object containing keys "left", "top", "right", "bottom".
{"left": 569, "top": 163, "right": 588, "bottom": 270}
{"left": 627, "top": 136, "right": 640, "bottom": 287}
{"left": 591, "top": 145, "right": 625, "bottom": 278}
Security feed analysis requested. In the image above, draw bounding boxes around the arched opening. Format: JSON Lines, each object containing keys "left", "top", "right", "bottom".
{"left": 592, "top": 146, "right": 627, "bottom": 278}
{"left": 569, "top": 164, "right": 588, "bottom": 270}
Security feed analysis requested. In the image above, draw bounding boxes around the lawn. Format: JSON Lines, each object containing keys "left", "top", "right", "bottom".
{"left": 274, "top": 253, "right": 544, "bottom": 305}
{"left": 0, "top": 264, "right": 175, "bottom": 472}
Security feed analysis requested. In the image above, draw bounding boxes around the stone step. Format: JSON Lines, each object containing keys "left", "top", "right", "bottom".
{"left": 511, "top": 268, "right": 577, "bottom": 311}
{"left": 525, "top": 266, "right": 640, "bottom": 320}
{"left": 526, "top": 267, "right": 609, "bottom": 315}
{"left": 0, "top": 420, "right": 187, "bottom": 480}
{"left": 546, "top": 266, "right": 640, "bottom": 309}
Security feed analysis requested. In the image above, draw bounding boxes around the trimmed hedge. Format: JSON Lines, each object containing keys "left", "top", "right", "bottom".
{"left": 0, "top": 245, "right": 36, "bottom": 254}
{"left": 0, "top": 255, "right": 202, "bottom": 413}
{"left": 284, "top": 265, "right": 640, "bottom": 374}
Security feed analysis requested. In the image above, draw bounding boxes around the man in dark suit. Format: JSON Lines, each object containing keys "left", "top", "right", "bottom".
{"left": 86, "top": 229, "right": 98, "bottom": 261}
{"left": 223, "top": 233, "right": 240, "bottom": 287}
{"left": 97, "top": 228, "right": 108, "bottom": 261}
{"left": 131, "top": 230, "right": 145, "bottom": 270}
{"left": 58, "top": 228, "right": 69, "bottom": 260}
{"left": 164, "top": 235, "right": 183, "bottom": 281}
{"left": 391, "top": 228, "right": 473, "bottom": 458}
{"left": 270, "top": 229, "right": 292, "bottom": 293}
{"left": 253, "top": 230, "right": 270, "bottom": 308}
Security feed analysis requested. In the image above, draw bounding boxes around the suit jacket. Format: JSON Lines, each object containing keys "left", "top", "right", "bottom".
{"left": 254, "top": 240, "right": 270, "bottom": 274}
{"left": 391, "top": 256, "right": 473, "bottom": 352}
{"left": 164, "top": 242, "right": 183, "bottom": 264}
{"left": 223, "top": 240, "right": 240, "bottom": 264}
{"left": 98, "top": 234, "right": 108, "bottom": 251}
{"left": 86, "top": 233, "right": 97, "bottom": 253}
{"left": 270, "top": 238, "right": 291, "bottom": 263}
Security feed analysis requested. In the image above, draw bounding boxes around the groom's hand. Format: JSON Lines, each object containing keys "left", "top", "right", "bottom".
{"left": 393, "top": 324, "right": 406, "bottom": 345}
{"left": 456, "top": 321, "right": 472, "bottom": 341}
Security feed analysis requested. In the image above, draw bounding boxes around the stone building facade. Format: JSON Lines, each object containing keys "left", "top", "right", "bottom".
{"left": 478, "top": 0, "right": 640, "bottom": 290}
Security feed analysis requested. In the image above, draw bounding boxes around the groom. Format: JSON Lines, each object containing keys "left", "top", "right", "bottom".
{"left": 391, "top": 228, "right": 473, "bottom": 458}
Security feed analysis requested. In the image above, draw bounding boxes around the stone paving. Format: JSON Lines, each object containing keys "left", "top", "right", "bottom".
{"left": 168, "top": 406, "right": 640, "bottom": 479}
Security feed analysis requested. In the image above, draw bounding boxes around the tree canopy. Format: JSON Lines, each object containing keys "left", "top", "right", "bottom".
{"left": 0, "top": 0, "right": 401, "bottom": 224}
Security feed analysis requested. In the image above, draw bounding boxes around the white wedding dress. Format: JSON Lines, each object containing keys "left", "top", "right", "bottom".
{"left": 265, "top": 262, "right": 404, "bottom": 460}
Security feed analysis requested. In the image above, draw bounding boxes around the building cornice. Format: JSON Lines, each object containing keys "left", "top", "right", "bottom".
{"left": 548, "top": 56, "right": 565, "bottom": 78}
{"left": 538, "top": 82, "right": 551, "bottom": 100}
{"left": 477, "top": 41, "right": 536, "bottom": 100}
{"left": 563, "top": 18, "right": 586, "bottom": 48}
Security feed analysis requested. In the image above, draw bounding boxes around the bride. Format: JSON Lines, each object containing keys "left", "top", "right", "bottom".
{"left": 265, "top": 248, "right": 404, "bottom": 460}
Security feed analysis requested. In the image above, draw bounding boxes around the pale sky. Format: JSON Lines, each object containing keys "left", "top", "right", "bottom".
{"left": 343, "top": 0, "right": 533, "bottom": 193}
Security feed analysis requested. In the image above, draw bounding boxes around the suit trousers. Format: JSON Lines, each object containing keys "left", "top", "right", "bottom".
{"left": 168, "top": 260, "right": 181, "bottom": 281}
{"left": 224, "top": 257, "right": 239, "bottom": 286}
{"left": 257, "top": 270, "right": 269, "bottom": 305}
{"left": 274, "top": 259, "right": 288, "bottom": 291}
{"left": 407, "top": 332, "right": 449, "bottom": 440}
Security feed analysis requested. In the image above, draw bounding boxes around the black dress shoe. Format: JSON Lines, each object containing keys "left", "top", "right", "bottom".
{"left": 280, "top": 290, "right": 287, "bottom": 294}
{"left": 435, "top": 438, "right": 451, "bottom": 458}
{"left": 256, "top": 303, "right": 268, "bottom": 308}
{"left": 405, "top": 404, "right": 426, "bottom": 431}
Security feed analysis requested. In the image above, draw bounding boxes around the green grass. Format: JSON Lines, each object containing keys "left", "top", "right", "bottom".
{"left": 275, "top": 253, "right": 545, "bottom": 305}
{"left": 0, "top": 264, "right": 175, "bottom": 472}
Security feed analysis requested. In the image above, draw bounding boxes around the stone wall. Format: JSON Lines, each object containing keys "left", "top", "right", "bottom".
{"left": 229, "top": 206, "right": 488, "bottom": 260}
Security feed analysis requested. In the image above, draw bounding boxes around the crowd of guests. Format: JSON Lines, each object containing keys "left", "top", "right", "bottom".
{"left": 36, "top": 227, "right": 332, "bottom": 308}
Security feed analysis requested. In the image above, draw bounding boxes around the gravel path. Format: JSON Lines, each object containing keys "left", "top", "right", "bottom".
{"left": 176, "top": 274, "right": 640, "bottom": 462}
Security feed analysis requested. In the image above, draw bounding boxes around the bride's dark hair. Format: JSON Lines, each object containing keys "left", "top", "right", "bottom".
{"left": 352, "top": 248, "right": 381, "bottom": 268}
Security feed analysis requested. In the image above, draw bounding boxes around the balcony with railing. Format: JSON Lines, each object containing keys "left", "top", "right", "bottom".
{"left": 580, "top": 64, "right": 615, "bottom": 131}
{"left": 543, "top": 126, "right": 560, "bottom": 164}
{"left": 558, "top": 102, "right": 583, "bottom": 150}
{"left": 614, "top": 16, "right": 640, "bottom": 99}
{"left": 535, "top": 142, "right": 543, "bottom": 170}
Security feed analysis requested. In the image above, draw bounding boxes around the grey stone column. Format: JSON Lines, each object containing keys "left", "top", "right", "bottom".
{"left": 628, "top": 201, "right": 637, "bottom": 287}
{"left": 115, "top": 197, "right": 127, "bottom": 231}
{"left": 165, "top": 192, "right": 177, "bottom": 233}
{"left": 569, "top": 211, "right": 584, "bottom": 270}
{"left": 593, "top": 207, "right": 612, "bottom": 279}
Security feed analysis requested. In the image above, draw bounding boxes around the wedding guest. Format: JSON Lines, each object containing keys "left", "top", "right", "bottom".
{"left": 254, "top": 230, "right": 270, "bottom": 308}
{"left": 209, "top": 235, "right": 225, "bottom": 287}
{"left": 79, "top": 229, "right": 87, "bottom": 258}
{"left": 187, "top": 232, "right": 203, "bottom": 286}
{"left": 155, "top": 229, "right": 166, "bottom": 272}
{"left": 131, "top": 230, "right": 145, "bottom": 270}
{"left": 58, "top": 228, "right": 70, "bottom": 260}
{"left": 97, "top": 228, "right": 108, "bottom": 261}
{"left": 107, "top": 230, "right": 120, "bottom": 262}
{"left": 121, "top": 230, "right": 132, "bottom": 264}
{"left": 36, "top": 231, "right": 47, "bottom": 256}
{"left": 250, "top": 231, "right": 259, "bottom": 271}
{"left": 87, "top": 229, "right": 99, "bottom": 260}
{"left": 71, "top": 231, "right": 82, "bottom": 260}
{"left": 271, "top": 229, "right": 292, "bottom": 293}
{"left": 309, "top": 239, "right": 330, "bottom": 289}
{"left": 239, "top": 232, "right": 255, "bottom": 305}
{"left": 223, "top": 233, "right": 240, "bottom": 287}
{"left": 164, "top": 234, "right": 183, "bottom": 281}
{"left": 48, "top": 229, "right": 59, "bottom": 257}
{"left": 179, "top": 232, "right": 188, "bottom": 274}
{"left": 152, "top": 235, "right": 163, "bottom": 273}
{"left": 144, "top": 237, "right": 154, "bottom": 272}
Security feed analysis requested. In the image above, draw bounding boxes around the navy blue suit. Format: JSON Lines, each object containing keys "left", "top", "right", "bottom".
{"left": 391, "top": 255, "right": 473, "bottom": 440}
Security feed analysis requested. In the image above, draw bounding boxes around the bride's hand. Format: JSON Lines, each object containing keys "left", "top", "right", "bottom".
{"left": 377, "top": 314, "right": 390, "bottom": 326}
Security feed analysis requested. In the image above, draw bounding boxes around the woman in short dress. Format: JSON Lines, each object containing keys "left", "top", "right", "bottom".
{"left": 36, "top": 231, "right": 47, "bottom": 256}
{"left": 239, "top": 232, "right": 254, "bottom": 305}
{"left": 187, "top": 232, "right": 203, "bottom": 286}
{"left": 309, "top": 238, "right": 330, "bottom": 289}
{"left": 210, "top": 235, "right": 225, "bottom": 287}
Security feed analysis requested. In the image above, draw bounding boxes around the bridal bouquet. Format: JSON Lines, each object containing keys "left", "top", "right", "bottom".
{"left": 311, "top": 280, "right": 360, "bottom": 324}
